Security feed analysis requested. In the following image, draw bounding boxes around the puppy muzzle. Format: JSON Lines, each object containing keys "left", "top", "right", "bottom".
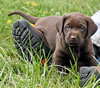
{"left": 68, "top": 35, "right": 80, "bottom": 46}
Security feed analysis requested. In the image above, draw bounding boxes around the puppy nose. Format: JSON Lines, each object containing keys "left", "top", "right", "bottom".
{"left": 70, "top": 35, "right": 77, "bottom": 40}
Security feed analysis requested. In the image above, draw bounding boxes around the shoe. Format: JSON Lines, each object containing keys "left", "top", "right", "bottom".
{"left": 79, "top": 66, "right": 100, "bottom": 87}
{"left": 12, "top": 19, "right": 50, "bottom": 62}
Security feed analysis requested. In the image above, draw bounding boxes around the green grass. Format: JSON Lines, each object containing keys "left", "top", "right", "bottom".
{"left": 0, "top": 0, "right": 100, "bottom": 87}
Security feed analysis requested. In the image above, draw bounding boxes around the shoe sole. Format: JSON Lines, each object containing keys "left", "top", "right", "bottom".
{"left": 12, "top": 20, "right": 49, "bottom": 62}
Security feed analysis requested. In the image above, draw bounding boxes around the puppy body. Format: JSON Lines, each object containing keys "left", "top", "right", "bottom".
{"left": 8, "top": 11, "right": 97, "bottom": 71}
{"left": 53, "top": 33, "right": 96, "bottom": 71}
{"left": 8, "top": 11, "right": 62, "bottom": 50}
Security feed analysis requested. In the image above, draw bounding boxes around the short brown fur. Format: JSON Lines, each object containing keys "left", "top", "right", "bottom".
{"left": 8, "top": 11, "right": 97, "bottom": 71}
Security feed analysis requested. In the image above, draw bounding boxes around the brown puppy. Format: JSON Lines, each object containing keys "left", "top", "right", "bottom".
{"left": 8, "top": 11, "right": 97, "bottom": 71}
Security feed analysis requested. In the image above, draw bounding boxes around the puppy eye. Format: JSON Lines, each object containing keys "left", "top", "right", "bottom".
{"left": 80, "top": 26, "right": 85, "bottom": 31}
{"left": 65, "top": 25, "right": 71, "bottom": 30}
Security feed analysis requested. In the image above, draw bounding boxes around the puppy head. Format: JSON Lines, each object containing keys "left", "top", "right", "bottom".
{"left": 56, "top": 13, "right": 97, "bottom": 46}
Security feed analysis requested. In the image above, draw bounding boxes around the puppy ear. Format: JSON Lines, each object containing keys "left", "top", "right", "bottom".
{"left": 86, "top": 16, "right": 98, "bottom": 38}
{"left": 56, "top": 15, "right": 68, "bottom": 35}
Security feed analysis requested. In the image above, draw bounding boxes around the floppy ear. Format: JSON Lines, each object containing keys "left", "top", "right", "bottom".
{"left": 86, "top": 16, "right": 98, "bottom": 38}
{"left": 56, "top": 15, "right": 69, "bottom": 35}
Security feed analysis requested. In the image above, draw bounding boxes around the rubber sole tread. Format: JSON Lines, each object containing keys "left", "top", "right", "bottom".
{"left": 12, "top": 20, "right": 48, "bottom": 62}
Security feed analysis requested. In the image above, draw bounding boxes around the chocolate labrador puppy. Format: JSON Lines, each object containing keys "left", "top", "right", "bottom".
{"left": 8, "top": 11, "right": 97, "bottom": 71}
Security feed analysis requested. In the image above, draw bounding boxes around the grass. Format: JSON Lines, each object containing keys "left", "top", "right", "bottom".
{"left": 0, "top": 0, "right": 100, "bottom": 87}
